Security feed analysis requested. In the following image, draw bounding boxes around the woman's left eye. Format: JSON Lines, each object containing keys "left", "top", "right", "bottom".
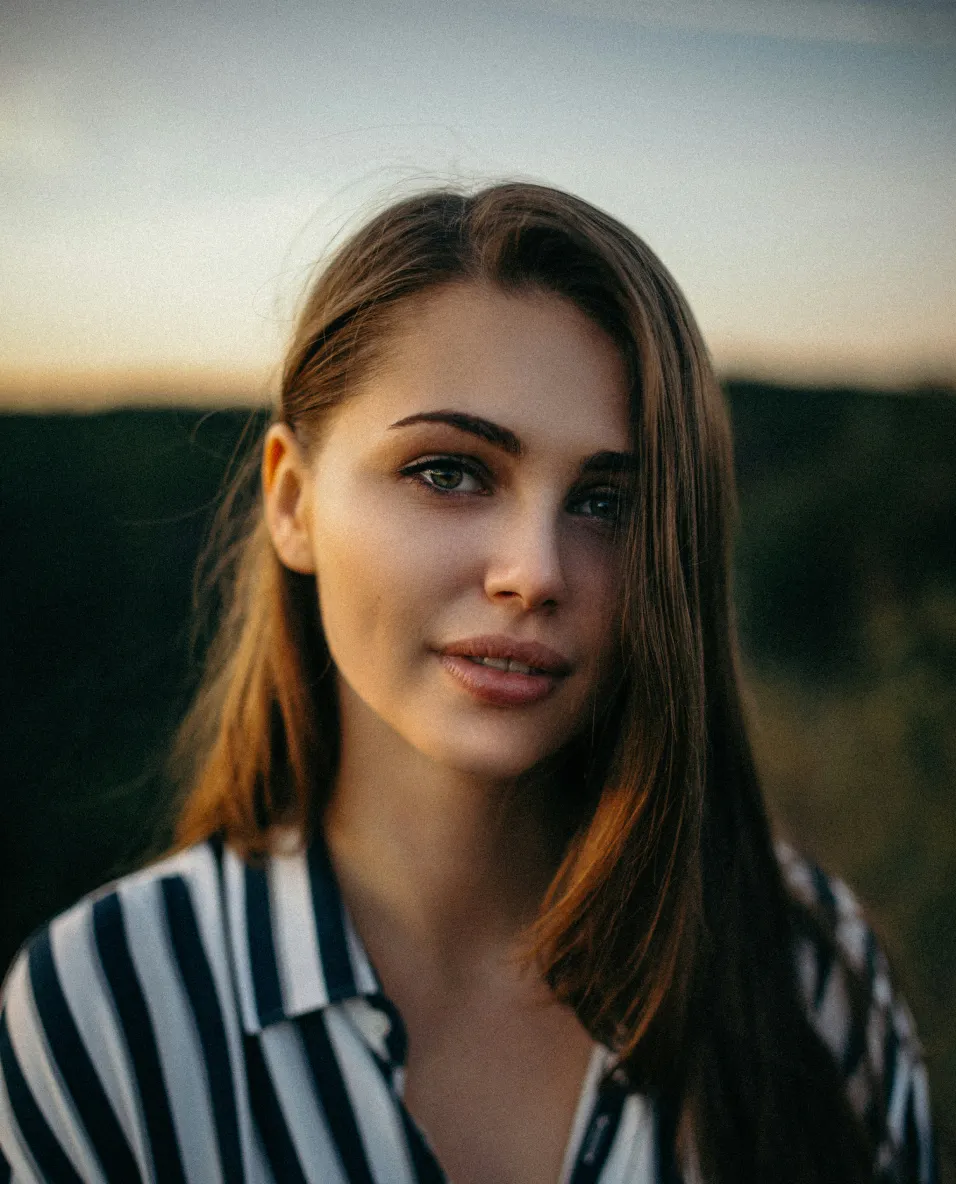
{"left": 570, "top": 488, "right": 628, "bottom": 525}
{"left": 400, "top": 456, "right": 489, "bottom": 495}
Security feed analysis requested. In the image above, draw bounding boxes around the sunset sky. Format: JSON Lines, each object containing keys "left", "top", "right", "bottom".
{"left": 2, "top": 0, "right": 954, "bottom": 407}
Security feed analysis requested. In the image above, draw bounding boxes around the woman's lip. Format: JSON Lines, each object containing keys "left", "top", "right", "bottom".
{"left": 437, "top": 653, "right": 562, "bottom": 706}
{"left": 438, "top": 635, "right": 572, "bottom": 675}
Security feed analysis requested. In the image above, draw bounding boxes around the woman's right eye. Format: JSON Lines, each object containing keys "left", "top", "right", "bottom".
{"left": 399, "top": 456, "right": 489, "bottom": 495}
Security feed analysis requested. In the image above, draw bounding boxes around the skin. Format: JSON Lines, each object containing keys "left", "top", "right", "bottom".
{"left": 263, "top": 282, "right": 632, "bottom": 1184}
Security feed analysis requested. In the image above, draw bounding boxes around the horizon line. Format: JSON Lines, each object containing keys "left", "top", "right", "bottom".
{"left": 1, "top": 360, "right": 953, "bottom": 413}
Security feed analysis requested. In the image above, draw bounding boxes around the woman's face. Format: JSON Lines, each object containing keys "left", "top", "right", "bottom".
{"left": 267, "top": 282, "right": 632, "bottom": 781}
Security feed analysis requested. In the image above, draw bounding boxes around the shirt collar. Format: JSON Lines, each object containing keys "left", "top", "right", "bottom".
{"left": 223, "top": 829, "right": 381, "bottom": 1035}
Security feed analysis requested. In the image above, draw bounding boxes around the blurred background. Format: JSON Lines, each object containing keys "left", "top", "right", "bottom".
{"left": 2, "top": 0, "right": 954, "bottom": 1172}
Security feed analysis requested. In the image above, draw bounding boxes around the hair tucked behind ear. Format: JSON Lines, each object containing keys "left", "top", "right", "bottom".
{"left": 172, "top": 182, "right": 874, "bottom": 1183}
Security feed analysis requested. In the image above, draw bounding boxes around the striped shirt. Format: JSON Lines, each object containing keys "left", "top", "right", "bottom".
{"left": 0, "top": 834, "right": 936, "bottom": 1183}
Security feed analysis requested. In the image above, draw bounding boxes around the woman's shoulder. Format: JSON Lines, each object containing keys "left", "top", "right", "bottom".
{"left": 775, "top": 840, "right": 937, "bottom": 1183}
{"left": 2, "top": 838, "right": 229, "bottom": 1004}
{"left": 0, "top": 838, "right": 233, "bottom": 1180}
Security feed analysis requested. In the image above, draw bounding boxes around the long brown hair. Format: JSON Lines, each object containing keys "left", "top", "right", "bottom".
{"left": 174, "top": 183, "right": 872, "bottom": 1182}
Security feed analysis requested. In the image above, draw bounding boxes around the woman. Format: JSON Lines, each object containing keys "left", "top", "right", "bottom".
{"left": 0, "top": 183, "right": 936, "bottom": 1183}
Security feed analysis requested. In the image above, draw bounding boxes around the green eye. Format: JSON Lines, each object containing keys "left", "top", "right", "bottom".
{"left": 400, "top": 455, "right": 489, "bottom": 495}
{"left": 425, "top": 465, "right": 466, "bottom": 491}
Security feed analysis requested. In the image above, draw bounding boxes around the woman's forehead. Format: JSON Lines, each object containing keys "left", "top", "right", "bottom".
{"left": 342, "top": 282, "right": 632, "bottom": 457}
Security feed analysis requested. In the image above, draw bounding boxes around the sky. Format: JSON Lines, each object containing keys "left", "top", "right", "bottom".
{"left": 1, "top": 0, "right": 954, "bottom": 408}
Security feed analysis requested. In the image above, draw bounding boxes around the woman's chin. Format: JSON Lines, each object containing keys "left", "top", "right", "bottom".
{"left": 419, "top": 731, "right": 562, "bottom": 784}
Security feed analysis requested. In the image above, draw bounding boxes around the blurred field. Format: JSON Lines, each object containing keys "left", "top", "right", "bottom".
{"left": 0, "top": 383, "right": 953, "bottom": 1173}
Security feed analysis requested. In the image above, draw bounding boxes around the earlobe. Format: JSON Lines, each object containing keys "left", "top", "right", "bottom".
{"left": 262, "top": 424, "right": 316, "bottom": 574}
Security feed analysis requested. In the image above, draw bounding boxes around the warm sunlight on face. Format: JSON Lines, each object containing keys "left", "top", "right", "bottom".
{"left": 269, "top": 283, "right": 632, "bottom": 780}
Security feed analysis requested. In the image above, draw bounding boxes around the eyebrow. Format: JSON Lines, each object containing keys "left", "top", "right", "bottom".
{"left": 388, "top": 409, "right": 635, "bottom": 474}
{"left": 389, "top": 410, "right": 523, "bottom": 457}
{"left": 579, "top": 451, "right": 635, "bottom": 475}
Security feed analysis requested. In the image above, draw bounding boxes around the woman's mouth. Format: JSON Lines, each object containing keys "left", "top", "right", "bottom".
{"left": 436, "top": 636, "right": 571, "bottom": 706}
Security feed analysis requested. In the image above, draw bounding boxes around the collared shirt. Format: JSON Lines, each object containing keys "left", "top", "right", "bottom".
{"left": 0, "top": 835, "right": 936, "bottom": 1183}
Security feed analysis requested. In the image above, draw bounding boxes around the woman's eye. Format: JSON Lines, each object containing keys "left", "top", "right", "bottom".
{"left": 400, "top": 457, "right": 488, "bottom": 495}
{"left": 571, "top": 488, "right": 628, "bottom": 525}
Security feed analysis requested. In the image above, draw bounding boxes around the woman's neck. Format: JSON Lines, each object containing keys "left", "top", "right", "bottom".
{"left": 324, "top": 681, "right": 565, "bottom": 980}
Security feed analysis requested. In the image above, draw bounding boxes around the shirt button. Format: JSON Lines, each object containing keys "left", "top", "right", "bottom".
{"left": 345, "top": 997, "right": 393, "bottom": 1055}
{"left": 365, "top": 1007, "right": 392, "bottom": 1046}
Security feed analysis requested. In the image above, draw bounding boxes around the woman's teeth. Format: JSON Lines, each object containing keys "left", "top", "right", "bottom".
{"left": 467, "top": 656, "right": 539, "bottom": 675}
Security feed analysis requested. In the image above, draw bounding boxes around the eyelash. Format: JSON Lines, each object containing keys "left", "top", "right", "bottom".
{"left": 398, "top": 454, "right": 629, "bottom": 527}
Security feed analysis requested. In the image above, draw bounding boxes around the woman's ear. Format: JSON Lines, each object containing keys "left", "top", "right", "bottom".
{"left": 262, "top": 423, "right": 316, "bottom": 574}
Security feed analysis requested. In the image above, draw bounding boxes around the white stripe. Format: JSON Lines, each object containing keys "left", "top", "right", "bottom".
{"left": 258, "top": 1023, "right": 348, "bottom": 1184}
{"left": 8, "top": 1168, "right": 40, "bottom": 1184}
{"left": 793, "top": 936, "right": 817, "bottom": 1006}
{"left": 268, "top": 850, "right": 328, "bottom": 1013}
{"left": 179, "top": 846, "right": 261, "bottom": 1182}
{"left": 866, "top": 998, "right": 889, "bottom": 1085}
{"left": 224, "top": 846, "right": 261, "bottom": 1033}
{"left": 119, "top": 876, "right": 225, "bottom": 1184}
{"left": 599, "top": 1093, "right": 654, "bottom": 1184}
{"left": 2, "top": 956, "right": 107, "bottom": 1184}
{"left": 324, "top": 1007, "right": 416, "bottom": 1184}
{"left": 910, "top": 1059, "right": 934, "bottom": 1184}
{"left": 834, "top": 913, "right": 869, "bottom": 976}
{"left": 814, "top": 961, "right": 851, "bottom": 1062}
{"left": 872, "top": 956, "right": 894, "bottom": 1010}
{"left": 775, "top": 842, "right": 815, "bottom": 907}
{"left": 343, "top": 912, "right": 379, "bottom": 996}
{"left": 0, "top": 1036, "right": 44, "bottom": 1184}
{"left": 886, "top": 1043, "right": 914, "bottom": 1149}
{"left": 50, "top": 901, "right": 155, "bottom": 1183}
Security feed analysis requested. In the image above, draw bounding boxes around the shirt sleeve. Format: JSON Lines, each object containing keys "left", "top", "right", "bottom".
{"left": 777, "top": 842, "right": 938, "bottom": 1184}
{"left": 0, "top": 897, "right": 147, "bottom": 1184}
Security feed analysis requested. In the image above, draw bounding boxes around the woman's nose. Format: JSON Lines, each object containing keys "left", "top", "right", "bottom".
{"left": 482, "top": 507, "right": 567, "bottom": 612}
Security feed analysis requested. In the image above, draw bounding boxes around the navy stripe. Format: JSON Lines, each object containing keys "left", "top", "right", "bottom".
{"left": 376, "top": 994, "right": 408, "bottom": 1075}
{"left": 652, "top": 1092, "right": 684, "bottom": 1184}
{"left": 902, "top": 1083, "right": 922, "bottom": 1184}
{"left": 841, "top": 1011, "right": 866, "bottom": 1080}
{"left": 161, "top": 878, "right": 243, "bottom": 1184}
{"left": 244, "top": 1036, "right": 308, "bottom": 1184}
{"left": 0, "top": 1010, "right": 82, "bottom": 1184}
{"left": 243, "top": 863, "right": 284, "bottom": 1025}
{"left": 92, "top": 894, "right": 186, "bottom": 1184}
{"left": 397, "top": 1106, "right": 447, "bottom": 1184}
{"left": 567, "top": 1074, "right": 630, "bottom": 1184}
{"left": 307, "top": 840, "right": 359, "bottom": 1001}
{"left": 810, "top": 865, "right": 837, "bottom": 1009}
{"left": 360, "top": 1027, "right": 441, "bottom": 1181}
{"left": 27, "top": 928, "right": 140, "bottom": 1181}
{"left": 882, "top": 1010, "right": 900, "bottom": 1125}
{"left": 298, "top": 1012, "right": 376, "bottom": 1184}
{"left": 0, "top": 1141, "right": 10, "bottom": 1184}
{"left": 864, "top": 924, "right": 878, "bottom": 993}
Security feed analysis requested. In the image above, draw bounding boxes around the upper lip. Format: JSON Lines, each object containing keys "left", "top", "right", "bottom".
{"left": 439, "top": 635, "right": 572, "bottom": 675}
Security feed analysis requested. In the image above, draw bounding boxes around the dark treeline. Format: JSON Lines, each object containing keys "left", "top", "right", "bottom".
{"left": 1, "top": 382, "right": 954, "bottom": 1169}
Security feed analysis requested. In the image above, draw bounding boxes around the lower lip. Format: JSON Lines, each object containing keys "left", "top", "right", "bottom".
{"left": 438, "top": 654, "right": 563, "bottom": 706}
